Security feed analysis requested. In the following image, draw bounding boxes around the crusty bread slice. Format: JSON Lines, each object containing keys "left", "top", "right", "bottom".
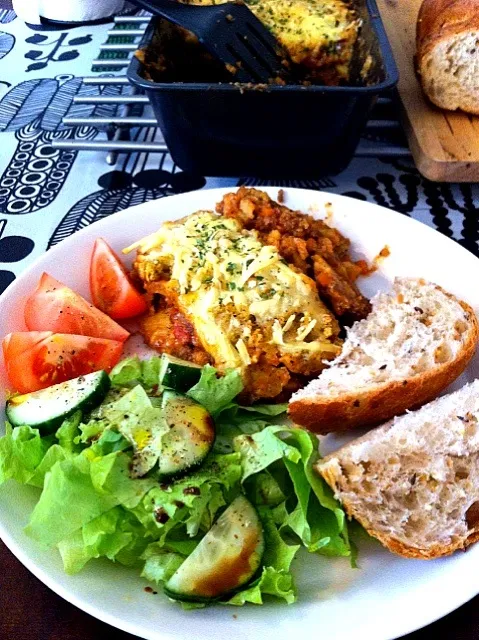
{"left": 316, "top": 380, "right": 479, "bottom": 559}
{"left": 288, "top": 278, "right": 478, "bottom": 434}
{"left": 417, "top": 0, "right": 479, "bottom": 115}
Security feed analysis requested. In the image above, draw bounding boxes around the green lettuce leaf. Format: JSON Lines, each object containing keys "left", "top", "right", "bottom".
{"left": 234, "top": 426, "right": 301, "bottom": 480}
{"left": 78, "top": 419, "right": 105, "bottom": 444}
{"left": 110, "top": 356, "right": 162, "bottom": 391}
{"left": 141, "top": 542, "right": 186, "bottom": 584}
{"left": 55, "top": 411, "right": 82, "bottom": 453}
{"left": 25, "top": 451, "right": 157, "bottom": 547}
{"left": 58, "top": 506, "right": 151, "bottom": 574}
{"left": 25, "top": 455, "right": 117, "bottom": 546}
{"left": 225, "top": 567, "right": 296, "bottom": 606}
{"left": 240, "top": 404, "right": 288, "bottom": 416}
{"left": 132, "top": 453, "right": 242, "bottom": 542}
{"left": 213, "top": 405, "right": 288, "bottom": 454}
{"left": 99, "top": 385, "right": 167, "bottom": 477}
{"left": 244, "top": 471, "right": 285, "bottom": 507}
{"left": 0, "top": 354, "right": 354, "bottom": 607}
{"left": 281, "top": 429, "right": 350, "bottom": 557}
{"left": 89, "top": 451, "right": 158, "bottom": 509}
{"left": 0, "top": 424, "right": 50, "bottom": 485}
{"left": 259, "top": 506, "right": 300, "bottom": 572}
{"left": 140, "top": 357, "right": 162, "bottom": 390}
{"left": 235, "top": 425, "right": 350, "bottom": 558}
{"left": 102, "top": 384, "right": 152, "bottom": 418}
{"left": 110, "top": 357, "right": 143, "bottom": 387}
{"left": 88, "top": 429, "right": 131, "bottom": 457}
{"left": 187, "top": 366, "right": 243, "bottom": 416}
{"left": 28, "top": 445, "right": 69, "bottom": 488}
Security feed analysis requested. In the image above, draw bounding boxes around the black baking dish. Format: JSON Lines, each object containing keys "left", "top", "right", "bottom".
{"left": 127, "top": 0, "right": 398, "bottom": 179}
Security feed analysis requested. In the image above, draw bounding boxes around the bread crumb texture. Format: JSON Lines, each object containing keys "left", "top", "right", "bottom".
{"left": 318, "top": 380, "right": 479, "bottom": 557}
{"left": 421, "top": 31, "right": 479, "bottom": 114}
{"left": 292, "top": 278, "right": 472, "bottom": 400}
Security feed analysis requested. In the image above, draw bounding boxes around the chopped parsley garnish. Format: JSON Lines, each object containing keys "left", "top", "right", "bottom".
{"left": 259, "top": 288, "right": 276, "bottom": 300}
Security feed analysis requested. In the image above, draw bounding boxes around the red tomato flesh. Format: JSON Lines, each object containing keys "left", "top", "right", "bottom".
{"left": 2, "top": 331, "right": 123, "bottom": 393}
{"left": 25, "top": 273, "right": 129, "bottom": 343}
{"left": 90, "top": 238, "right": 147, "bottom": 320}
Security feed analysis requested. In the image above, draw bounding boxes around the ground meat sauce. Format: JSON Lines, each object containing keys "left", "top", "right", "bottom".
{"left": 216, "top": 187, "right": 371, "bottom": 323}
{"left": 141, "top": 305, "right": 211, "bottom": 366}
{"left": 136, "top": 188, "right": 371, "bottom": 403}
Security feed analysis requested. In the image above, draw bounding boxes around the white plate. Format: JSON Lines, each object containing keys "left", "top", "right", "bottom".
{"left": 0, "top": 187, "right": 478, "bottom": 640}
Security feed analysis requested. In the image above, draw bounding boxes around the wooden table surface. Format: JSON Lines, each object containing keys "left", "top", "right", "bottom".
{"left": 0, "top": 538, "right": 477, "bottom": 639}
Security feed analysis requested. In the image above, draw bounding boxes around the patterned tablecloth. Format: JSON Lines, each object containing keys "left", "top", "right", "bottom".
{"left": 1, "top": 6, "right": 479, "bottom": 287}
{"left": 0, "top": 6, "right": 479, "bottom": 640}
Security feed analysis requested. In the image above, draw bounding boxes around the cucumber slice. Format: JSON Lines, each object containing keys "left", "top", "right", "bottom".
{"left": 159, "top": 391, "right": 215, "bottom": 479}
{"left": 6, "top": 370, "right": 110, "bottom": 433}
{"left": 164, "top": 495, "right": 264, "bottom": 602}
{"left": 159, "top": 354, "right": 202, "bottom": 392}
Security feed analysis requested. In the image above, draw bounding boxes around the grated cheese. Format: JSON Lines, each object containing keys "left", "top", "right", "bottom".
{"left": 129, "top": 211, "right": 340, "bottom": 373}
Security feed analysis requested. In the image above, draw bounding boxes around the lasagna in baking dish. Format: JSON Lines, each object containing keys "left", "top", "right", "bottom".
{"left": 248, "top": 0, "right": 360, "bottom": 84}
{"left": 126, "top": 189, "right": 371, "bottom": 403}
{"left": 185, "top": 0, "right": 360, "bottom": 84}
{"left": 140, "top": 0, "right": 361, "bottom": 86}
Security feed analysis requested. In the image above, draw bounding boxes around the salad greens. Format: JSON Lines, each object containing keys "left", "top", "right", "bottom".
{"left": 0, "top": 355, "right": 354, "bottom": 607}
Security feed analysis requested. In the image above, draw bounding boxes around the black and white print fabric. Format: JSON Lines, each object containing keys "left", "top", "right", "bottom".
{"left": 0, "top": 9, "right": 479, "bottom": 297}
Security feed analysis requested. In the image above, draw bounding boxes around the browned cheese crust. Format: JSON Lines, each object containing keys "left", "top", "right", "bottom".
{"left": 288, "top": 295, "right": 479, "bottom": 435}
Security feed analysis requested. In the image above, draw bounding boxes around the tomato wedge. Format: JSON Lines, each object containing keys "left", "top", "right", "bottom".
{"left": 90, "top": 238, "right": 147, "bottom": 320}
{"left": 25, "top": 273, "right": 129, "bottom": 343}
{"left": 2, "top": 331, "right": 123, "bottom": 393}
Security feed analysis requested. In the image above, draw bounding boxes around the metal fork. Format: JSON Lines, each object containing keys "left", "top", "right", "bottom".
{"left": 127, "top": 0, "right": 293, "bottom": 83}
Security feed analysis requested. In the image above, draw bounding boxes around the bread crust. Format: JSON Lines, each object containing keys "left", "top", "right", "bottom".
{"left": 318, "top": 458, "right": 479, "bottom": 559}
{"left": 288, "top": 293, "right": 479, "bottom": 435}
{"left": 416, "top": 0, "right": 479, "bottom": 114}
{"left": 417, "top": 0, "right": 479, "bottom": 56}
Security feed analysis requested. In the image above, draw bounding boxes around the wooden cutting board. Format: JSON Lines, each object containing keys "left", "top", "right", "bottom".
{"left": 376, "top": 0, "right": 479, "bottom": 182}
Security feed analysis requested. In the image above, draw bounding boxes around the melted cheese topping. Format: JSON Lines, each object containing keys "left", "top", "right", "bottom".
{"left": 126, "top": 211, "right": 340, "bottom": 372}
{"left": 249, "top": 0, "right": 358, "bottom": 67}
{"left": 185, "top": 0, "right": 360, "bottom": 82}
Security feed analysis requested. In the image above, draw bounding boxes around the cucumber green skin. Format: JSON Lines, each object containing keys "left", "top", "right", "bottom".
{"left": 163, "top": 564, "right": 264, "bottom": 604}
{"left": 156, "top": 446, "right": 214, "bottom": 482}
{"left": 156, "top": 427, "right": 215, "bottom": 481}
{"left": 164, "top": 496, "right": 264, "bottom": 603}
{"left": 5, "top": 371, "right": 111, "bottom": 433}
{"left": 158, "top": 391, "right": 215, "bottom": 481}
{"left": 162, "top": 368, "right": 202, "bottom": 393}
{"left": 160, "top": 360, "right": 202, "bottom": 393}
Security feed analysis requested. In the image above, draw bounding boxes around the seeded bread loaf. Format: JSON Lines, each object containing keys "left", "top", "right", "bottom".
{"left": 288, "top": 278, "right": 478, "bottom": 434}
{"left": 417, "top": 0, "right": 479, "bottom": 115}
{"left": 316, "top": 380, "right": 479, "bottom": 559}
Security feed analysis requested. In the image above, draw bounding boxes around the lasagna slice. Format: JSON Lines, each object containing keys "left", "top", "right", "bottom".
{"left": 126, "top": 211, "right": 342, "bottom": 402}
{"left": 183, "top": 0, "right": 361, "bottom": 85}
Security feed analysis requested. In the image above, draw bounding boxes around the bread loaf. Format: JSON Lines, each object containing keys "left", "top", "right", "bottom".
{"left": 316, "top": 379, "right": 479, "bottom": 559}
{"left": 288, "top": 278, "right": 478, "bottom": 434}
{"left": 417, "top": 0, "right": 479, "bottom": 115}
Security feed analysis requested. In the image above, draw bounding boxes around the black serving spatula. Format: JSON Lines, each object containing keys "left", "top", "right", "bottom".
{"left": 128, "top": 0, "right": 294, "bottom": 83}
